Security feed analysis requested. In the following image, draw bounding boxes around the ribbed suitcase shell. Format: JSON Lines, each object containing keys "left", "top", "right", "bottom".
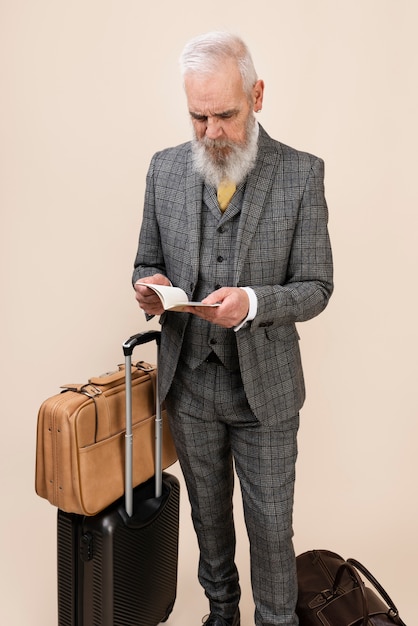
{"left": 57, "top": 472, "right": 179, "bottom": 626}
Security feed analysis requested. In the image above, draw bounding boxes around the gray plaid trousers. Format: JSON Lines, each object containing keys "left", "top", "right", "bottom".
{"left": 165, "top": 358, "right": 300, "bottom": 626}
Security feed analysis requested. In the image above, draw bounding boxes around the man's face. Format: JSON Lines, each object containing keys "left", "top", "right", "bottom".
{"left": 184, "top": 59, "right": 264, "bottom": 167}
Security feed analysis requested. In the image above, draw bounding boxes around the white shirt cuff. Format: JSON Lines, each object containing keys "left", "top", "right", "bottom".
{"left": 234, "top": 287, "right": 258, "bottom": 331}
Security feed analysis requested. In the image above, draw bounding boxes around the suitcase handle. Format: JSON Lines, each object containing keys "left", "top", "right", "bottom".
{"left": 123, "top": 330, "right": 161, "bottom": 356}
{"left": 122, "top": 331, "right": 162, "bottom": 516}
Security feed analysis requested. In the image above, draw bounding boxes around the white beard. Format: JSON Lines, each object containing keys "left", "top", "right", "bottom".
{"left": 191, "top": 116, "right": 259, "bottom": 188}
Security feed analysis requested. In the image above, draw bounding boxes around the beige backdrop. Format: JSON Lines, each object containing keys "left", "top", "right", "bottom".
{"left": 1, "top": 1, "right": 417, "bottom": 624}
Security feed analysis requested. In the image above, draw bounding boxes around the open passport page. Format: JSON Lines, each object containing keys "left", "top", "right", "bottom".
{"left": 135, "top": 282, "right": 220, "bottom": 312}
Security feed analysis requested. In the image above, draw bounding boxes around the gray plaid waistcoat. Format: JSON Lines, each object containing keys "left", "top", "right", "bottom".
{"left": 180, "top": 184, "right": 244, "bottom": 371}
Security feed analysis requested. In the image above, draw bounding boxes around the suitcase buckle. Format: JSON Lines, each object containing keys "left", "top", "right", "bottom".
{"left": 80, "top": 384, "right": 102, "bottom": 398}
{"left": 308, "top": 589, "right": 334, "bottom": 609}
{"left": 135, "top": 360, "right": 155, "bottom": 372}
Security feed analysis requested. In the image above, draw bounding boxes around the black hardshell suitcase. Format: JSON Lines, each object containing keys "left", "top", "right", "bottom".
{"left": 57, "top": 331, "right": 180, "bottom": 626}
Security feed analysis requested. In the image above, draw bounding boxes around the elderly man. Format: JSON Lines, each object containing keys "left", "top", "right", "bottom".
{"left": 133, "top": 31, "right": 333, "bottom": 626}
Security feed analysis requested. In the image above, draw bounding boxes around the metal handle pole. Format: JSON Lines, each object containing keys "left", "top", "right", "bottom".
{"left": 124, "top": 353, "right": 133, "bottom": 517}
{"left": 122, "top": 331, "right": 162, "bottom": 513}
{"left": 154, "top": 365, "right": 162, "bottom": 498}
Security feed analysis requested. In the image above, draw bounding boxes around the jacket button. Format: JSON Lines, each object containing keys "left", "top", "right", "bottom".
{"left": 209, "top": 338, "right": 217, "bottom": 345}
{"left": 217, "top": 255, "right": 224, "bottom": 263}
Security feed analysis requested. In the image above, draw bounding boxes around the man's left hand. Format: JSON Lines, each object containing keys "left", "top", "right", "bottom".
{"left": 184, "top": 287, "right": 249, "bottom": 328}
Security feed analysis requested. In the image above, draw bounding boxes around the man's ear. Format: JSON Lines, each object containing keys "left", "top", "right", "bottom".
{"left": 253, "top": 79, "right": 265, "bottom": 112}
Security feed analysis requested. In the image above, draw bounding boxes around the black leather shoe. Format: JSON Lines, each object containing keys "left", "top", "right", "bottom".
{"left": 202, "top": 608, "right": 240, "bottom": 626}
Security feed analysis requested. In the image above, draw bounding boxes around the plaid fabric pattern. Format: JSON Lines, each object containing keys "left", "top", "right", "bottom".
{"left": 133, "top": 124, "right": 333, "bottom": 624}
{"left": 133, "top": 125, "right": 333, "bottom": 424}
{"left": 166, "top": 360, "right": 299, "bottom": 625}
{"left": 180, "top": 184, "right": 243, "bottom": 371}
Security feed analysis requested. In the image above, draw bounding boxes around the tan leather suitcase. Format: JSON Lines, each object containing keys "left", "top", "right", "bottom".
{"left": 35, "top": 356, "right": 177, "bottom": 515}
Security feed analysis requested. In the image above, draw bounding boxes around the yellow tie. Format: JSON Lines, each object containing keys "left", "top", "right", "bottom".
{"left": 217, "top": 180, "right": 236, "bottom": 212}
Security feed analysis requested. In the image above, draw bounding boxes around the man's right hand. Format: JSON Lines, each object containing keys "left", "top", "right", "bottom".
{"left": 134, "top": 273, "right": 171, "bottom": 316}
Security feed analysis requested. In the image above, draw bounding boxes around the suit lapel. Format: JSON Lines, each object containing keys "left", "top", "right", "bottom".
{"left": 184, "top": 154, "right": 203, "bottom": 285}
{"left": 181, "top": 128, "right": 283, "bottom": 288}
{"left": 234, "top": 129, "right": 282, "bottom": 283}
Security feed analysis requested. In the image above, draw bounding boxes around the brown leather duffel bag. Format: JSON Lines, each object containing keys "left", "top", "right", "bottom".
{"left": 296, "top": 549, "right": 406, "bottom": 625}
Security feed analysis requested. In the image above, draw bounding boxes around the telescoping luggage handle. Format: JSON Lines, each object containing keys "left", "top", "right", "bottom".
{"left": 122, "top": 330, "right": 162, "bottom": 517}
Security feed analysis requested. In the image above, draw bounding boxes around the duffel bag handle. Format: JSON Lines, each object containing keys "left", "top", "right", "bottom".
{"left": 347, "top": 559, "right": 406, "bottom": 626}
{"left": 333, "top": 561, "right": 369, "bottom": 626}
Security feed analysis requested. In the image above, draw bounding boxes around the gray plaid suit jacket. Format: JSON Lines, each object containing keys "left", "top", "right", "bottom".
{"left": 133, "top": 125, "right": 333, "bottom": 425}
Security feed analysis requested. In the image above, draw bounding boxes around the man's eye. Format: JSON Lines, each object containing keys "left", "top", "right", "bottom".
{"left": 192, "top": 114, "right": 207, "bottom": 122}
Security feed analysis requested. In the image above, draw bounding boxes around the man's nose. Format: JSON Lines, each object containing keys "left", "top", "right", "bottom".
{"left": 205, "top": 117, "right": 224, "bottom": 140}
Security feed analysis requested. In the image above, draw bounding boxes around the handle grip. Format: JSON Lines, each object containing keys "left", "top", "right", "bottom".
{"left": 347, "top": 559, "right": 405, "bottom": 625}
{"left": 333, "top": 561, "right": 368, "bottom": 626}
{"left": 123, "top": 330, "right": 161, "bottom": 356}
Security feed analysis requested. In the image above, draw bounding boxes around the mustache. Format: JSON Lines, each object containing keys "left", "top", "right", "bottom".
{"left": 198, "top": 136, "right": 238, "bottom": 150}
{"left": 198, "top": 137, "right": 237, "bottom": 164}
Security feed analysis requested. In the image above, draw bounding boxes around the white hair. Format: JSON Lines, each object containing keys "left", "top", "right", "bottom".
{"left": 179, "top": 31, "right": 258, "bottom": 97}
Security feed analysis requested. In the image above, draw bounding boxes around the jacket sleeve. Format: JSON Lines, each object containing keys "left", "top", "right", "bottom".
{"left": 132, "top": 153, "right": 168, "bottom": 286}
{"left": 250, "top": 157, "right": 333, "bottom": 330}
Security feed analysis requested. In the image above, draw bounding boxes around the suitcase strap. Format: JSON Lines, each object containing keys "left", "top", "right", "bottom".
{"left": 61, "top": 362, "right": 157, "bottom": 443}
{"left": 61, "top": 361, "right": 155, "bottom": 392}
